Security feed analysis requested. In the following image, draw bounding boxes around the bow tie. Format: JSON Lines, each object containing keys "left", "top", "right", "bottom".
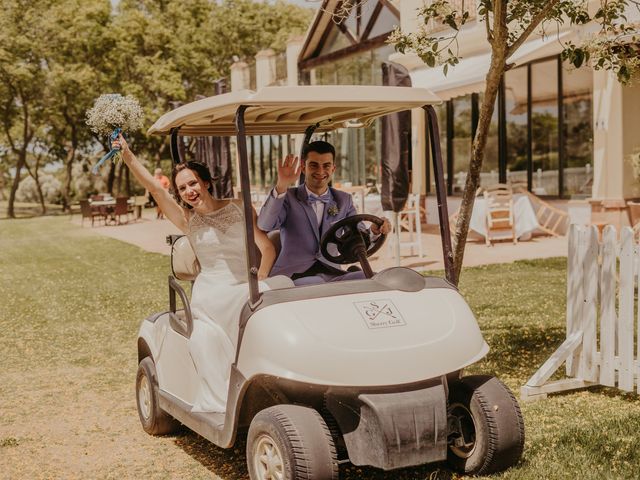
{"left": 307, "top": 192, "right": 332, "bottom": 205}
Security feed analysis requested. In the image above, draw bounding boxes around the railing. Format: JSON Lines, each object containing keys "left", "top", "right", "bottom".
{"left": 521, "top": 225, "right": 640, "bottom": 401}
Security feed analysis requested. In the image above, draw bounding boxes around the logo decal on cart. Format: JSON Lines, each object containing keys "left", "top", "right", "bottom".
{"left": 354, "top": 300, "right": 406, "bottom": 329}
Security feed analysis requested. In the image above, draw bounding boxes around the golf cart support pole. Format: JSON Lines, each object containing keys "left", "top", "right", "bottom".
{"left": 234, "top": 105, "right": 261, "bottom": 307}
{"left": 424, "top": 105, "right": 455, "bottom": 283}
{"left": 170, "top": 128, "right": 181, "bottom": 164}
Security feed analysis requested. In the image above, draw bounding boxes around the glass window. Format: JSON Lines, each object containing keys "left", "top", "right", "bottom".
{"left": 367, "top": 5, "right": 400, "bottom": 39}
{"left": 562, "top": 64, "right": 593, "bottom": 197}
{"left": 452, "top": 95, "right": 472, "bottom": 194}
{"left": 505, "top": 66, "right": 529, "bottom": 189}
{"left": 303, "top": 44, "right": 395, "bottom": 186}
{"left": 531, "top": 59, "right": 559, "bottom": 196}
{"left": 478, "top": 92, "right": 500, "bottom": 188}
{"left": 318, "top": 26, "right": 353, "bottom": 57}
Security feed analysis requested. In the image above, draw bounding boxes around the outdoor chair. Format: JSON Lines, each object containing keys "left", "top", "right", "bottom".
{"left": 387, "top": 193, "right": 424, "bottom": 259}
{"left": 113, "top": 196, "right": 131, "bottom": 225}
{"left": 627, "top": 201, "right": 640, "bottom": 239}
{"left": 483, "top": 184, "right": 517, "bottom": 246}
{"left": 79, "top": 199, "right": 105, "bottom": 227}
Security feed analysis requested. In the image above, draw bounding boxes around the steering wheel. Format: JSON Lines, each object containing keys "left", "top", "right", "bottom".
{"left": 320, "top": 214, "right": 387, "bottom": 267}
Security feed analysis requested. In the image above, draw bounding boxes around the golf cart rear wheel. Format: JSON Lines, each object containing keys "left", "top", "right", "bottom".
{"left": 247, "top": 405, "right": 338, "bottom": 480}
{"left": 447, "top": 375, "right": 525, "bottom": 475}
{"left": 136, "top": 357, "right": 180, "bottom": 435}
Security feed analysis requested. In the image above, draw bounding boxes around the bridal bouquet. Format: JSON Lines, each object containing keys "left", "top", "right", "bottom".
{"left": 86, "top": 94, "right": 144, "bottom": 174}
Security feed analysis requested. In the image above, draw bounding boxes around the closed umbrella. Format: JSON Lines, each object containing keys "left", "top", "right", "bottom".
{"left": 381, "top": 61, "right": 412, "bottom": 263}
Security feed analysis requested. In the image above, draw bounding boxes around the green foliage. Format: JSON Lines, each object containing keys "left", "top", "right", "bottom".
{"left": 0, "top": 0, "right": 313, "bottom": 212}
{"left": 389, "top": 0, "right": 640, "bottom": 85}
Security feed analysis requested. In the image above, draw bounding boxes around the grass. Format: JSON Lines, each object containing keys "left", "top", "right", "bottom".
{"left": 0, "top": 200, "right": 66, "bottom": 218}
{"left": 1, "top": 216, "right": 640, "bottom": 479}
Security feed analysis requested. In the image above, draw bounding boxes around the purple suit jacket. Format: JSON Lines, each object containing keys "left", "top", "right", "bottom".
{"left": 257, "top": 185, "right": 357, "bottom": 277}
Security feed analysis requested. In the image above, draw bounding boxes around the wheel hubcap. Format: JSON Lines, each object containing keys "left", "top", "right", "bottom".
{"left": 449, "top": 402, "right": 477, "bottom": 458}
{"left": 254, "top": 434, "right": 284, "bottom": 480}
{"left": 138, "top": 374, "right": 152, "bottom": 420}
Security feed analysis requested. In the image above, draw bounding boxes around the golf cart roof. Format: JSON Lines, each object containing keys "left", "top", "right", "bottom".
{"left": 148, "top": 85, "right": 441, "bottom": 136}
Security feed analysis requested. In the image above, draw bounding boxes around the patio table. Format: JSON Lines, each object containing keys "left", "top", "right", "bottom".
{"left": 470, "top": 193, "right": 540, "bottom": 240}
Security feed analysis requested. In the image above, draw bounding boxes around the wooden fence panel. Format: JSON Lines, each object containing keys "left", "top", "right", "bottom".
{"left": 618, "top": 228, "right": 635, "bottom": 392}
{"left": 599, "top": 226, "right": 617, "bottom": 387}
{"left": 566, "top": 225, "right": 584, "bottom": 377}
{"left": 579, "top": 226, "right": 599, "bottom": 382}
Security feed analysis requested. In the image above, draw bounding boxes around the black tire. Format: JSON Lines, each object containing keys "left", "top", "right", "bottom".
{"left": 136, "top": 356, "right": 180, "bottom": 435}
{"left": 247, "top": 405, "right": 338, "bottom": 480}
{"left": 447, "top": 375, "right": 525, "bottom": 475}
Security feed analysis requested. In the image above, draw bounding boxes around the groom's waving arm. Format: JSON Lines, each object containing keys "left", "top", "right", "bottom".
{"left": 257, "top": 154, "right": 301, "bottom": 231}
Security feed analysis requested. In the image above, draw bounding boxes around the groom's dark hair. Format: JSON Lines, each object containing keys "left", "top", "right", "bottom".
{"left": 303, "top": 141, "right": 335, "bottom": 162}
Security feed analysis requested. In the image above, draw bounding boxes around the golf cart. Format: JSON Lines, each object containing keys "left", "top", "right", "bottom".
{"left": 135, "top": 86, "right": 525, "bottom": 478}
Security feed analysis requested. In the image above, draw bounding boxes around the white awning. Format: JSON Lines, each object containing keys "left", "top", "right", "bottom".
{"left": 409, "top": 32, "right": 571, "bottom": 101}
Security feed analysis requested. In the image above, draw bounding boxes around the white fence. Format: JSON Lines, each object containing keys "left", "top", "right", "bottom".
{"left": 521, "top": 224, "right": 640, "bottom": 401}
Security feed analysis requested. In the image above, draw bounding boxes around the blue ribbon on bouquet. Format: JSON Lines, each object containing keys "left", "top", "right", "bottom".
{"left": 92, "top": 128, "right": 122, "bottom": 175}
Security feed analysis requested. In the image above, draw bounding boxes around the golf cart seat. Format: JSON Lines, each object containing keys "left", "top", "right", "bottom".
{"left": 169, "top": 233, "right": 293, "bottom": 289}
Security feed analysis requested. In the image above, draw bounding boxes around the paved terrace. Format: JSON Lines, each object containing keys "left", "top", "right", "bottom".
{"left": 71, "top": 198, "right": 568, "bottom": 272}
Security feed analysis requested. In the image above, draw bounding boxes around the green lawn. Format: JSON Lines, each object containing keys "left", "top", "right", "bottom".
{"left": 1, "top": 216, "right": 639, "bottom": 479}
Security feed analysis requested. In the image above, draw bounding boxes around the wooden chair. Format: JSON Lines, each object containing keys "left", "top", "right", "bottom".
{"left": 79, "top": 199, "right": 105, "bottom": 227}
{"left": 483, "top": 184, "right": 516, "bottom": 246}
{"left": 513, "top": 185, "right": 568, "bottom": 236}
{"left": 387, "top": 193, "right": 424, "bottom": 259}
{"left": 627, "top": 201, "right": 640, "bottom": 239}
{"left": 113, "top": 196, "right": 131, "bottom": 225}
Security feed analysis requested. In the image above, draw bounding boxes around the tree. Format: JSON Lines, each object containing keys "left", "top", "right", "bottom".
{"left": 0, "top": 0, "right": 50, "bottom": 218}
{"left": 390, "top": 0, "right": 640, "bottom": 284}
{"left": 42, "top": 0, "right": 115, "bottom": 210}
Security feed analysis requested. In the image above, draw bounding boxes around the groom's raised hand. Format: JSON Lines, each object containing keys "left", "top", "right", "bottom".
{"left": 275, "top": 154, "right": 302, "bottom": 194}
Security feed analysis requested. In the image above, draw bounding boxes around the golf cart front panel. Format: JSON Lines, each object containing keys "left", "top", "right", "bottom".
{"left": 325, "top": 381, "right": 448, "bottom": 470}
{"left": 237, "top": 284, "right": 488, "bottom": 387}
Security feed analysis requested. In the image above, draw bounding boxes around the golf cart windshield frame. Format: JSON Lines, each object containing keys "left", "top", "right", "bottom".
{"left": 167, "top": 102, "right": 453, "bottom": 307}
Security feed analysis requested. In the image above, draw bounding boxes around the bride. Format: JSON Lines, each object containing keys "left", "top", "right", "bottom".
{"left": 114, "top": 134, "right": 276, "bottom": 413}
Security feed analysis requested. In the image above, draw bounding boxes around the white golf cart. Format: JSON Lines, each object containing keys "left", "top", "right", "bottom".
{"left": 135, "top": 86, "right": 525, "bottom": 479}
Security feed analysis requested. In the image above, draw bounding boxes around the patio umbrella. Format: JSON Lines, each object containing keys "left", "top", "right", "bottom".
{"left": 381, "top": 61, "right": 412, "bottom": 263}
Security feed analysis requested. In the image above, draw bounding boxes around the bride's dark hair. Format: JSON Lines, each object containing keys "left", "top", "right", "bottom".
{"left": 171, "top": 161, "right": 215, "bottom": 208}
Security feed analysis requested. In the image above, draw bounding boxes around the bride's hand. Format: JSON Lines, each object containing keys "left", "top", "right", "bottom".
{"left": 112, "top": 134, "right": 130, "bottom": 154}
{"left": 257, "top": 270, "right": 269, "bottom": 280}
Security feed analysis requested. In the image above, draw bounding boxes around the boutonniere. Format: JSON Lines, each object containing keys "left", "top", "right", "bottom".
{"left": 327, "top": 203, "right": 339, "bottom": 216}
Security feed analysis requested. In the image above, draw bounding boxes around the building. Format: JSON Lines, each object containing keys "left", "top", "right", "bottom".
{"left": 233, "top": 0, "right": 640, "bottom": 217}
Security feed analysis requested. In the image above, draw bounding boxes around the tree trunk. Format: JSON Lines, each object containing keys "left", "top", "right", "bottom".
{"left": 125, "top": 164, "right": 131, "bottom": 196}
{"left": 35, "top": 171, "right": 46, "bottom": 214}
{"left": 25, "top": 156, "right": 46, "bottom": 214}
{"left": 7, "top": 151, "right": 26, "bottom": 219}
{"left": 116, "top": 161, "right": 125, "bottom": 195}
{"left": 107, "top": 161, "right": 116, "bottom": 195}
{"left": 452, "top": 52, "right": 508, "bottom": 282}
{"left": 63, "top": 143, "right": 75, "bottom": 212}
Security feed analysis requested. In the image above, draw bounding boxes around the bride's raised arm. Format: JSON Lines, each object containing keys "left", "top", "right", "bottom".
{"left": 114, "top": 134, "right": 189, "bottom": 232}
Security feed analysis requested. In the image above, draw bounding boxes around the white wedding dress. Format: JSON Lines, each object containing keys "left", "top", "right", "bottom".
{"left": 187, "top": 201, "right": 257, "bottom": 413}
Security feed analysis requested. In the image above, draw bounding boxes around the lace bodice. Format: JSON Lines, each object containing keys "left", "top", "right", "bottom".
{"left": 188, "top": 202, "right": 246, "bottom": 283}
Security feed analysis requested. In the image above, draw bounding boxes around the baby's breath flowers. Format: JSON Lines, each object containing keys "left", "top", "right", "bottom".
{"left": 86, "top": 94, "right": 144, "bottom": 174}
{"left": 86, "top": 94, "right": 144, "bottom": 136}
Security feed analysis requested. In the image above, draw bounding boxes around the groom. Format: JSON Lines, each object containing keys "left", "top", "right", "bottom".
{"left": 257, "top": 140, "right": 391, "bottom": 286}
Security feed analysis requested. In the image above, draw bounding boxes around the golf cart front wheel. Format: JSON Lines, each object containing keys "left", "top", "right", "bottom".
{"left": 247, "top": 405, "right": 338, "bottom": 480}
{"left": 136, "top": 357, "right": 180, "bottom": 435}
{"left": 447, "top": 375, "right": 525, "bottom": 475}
